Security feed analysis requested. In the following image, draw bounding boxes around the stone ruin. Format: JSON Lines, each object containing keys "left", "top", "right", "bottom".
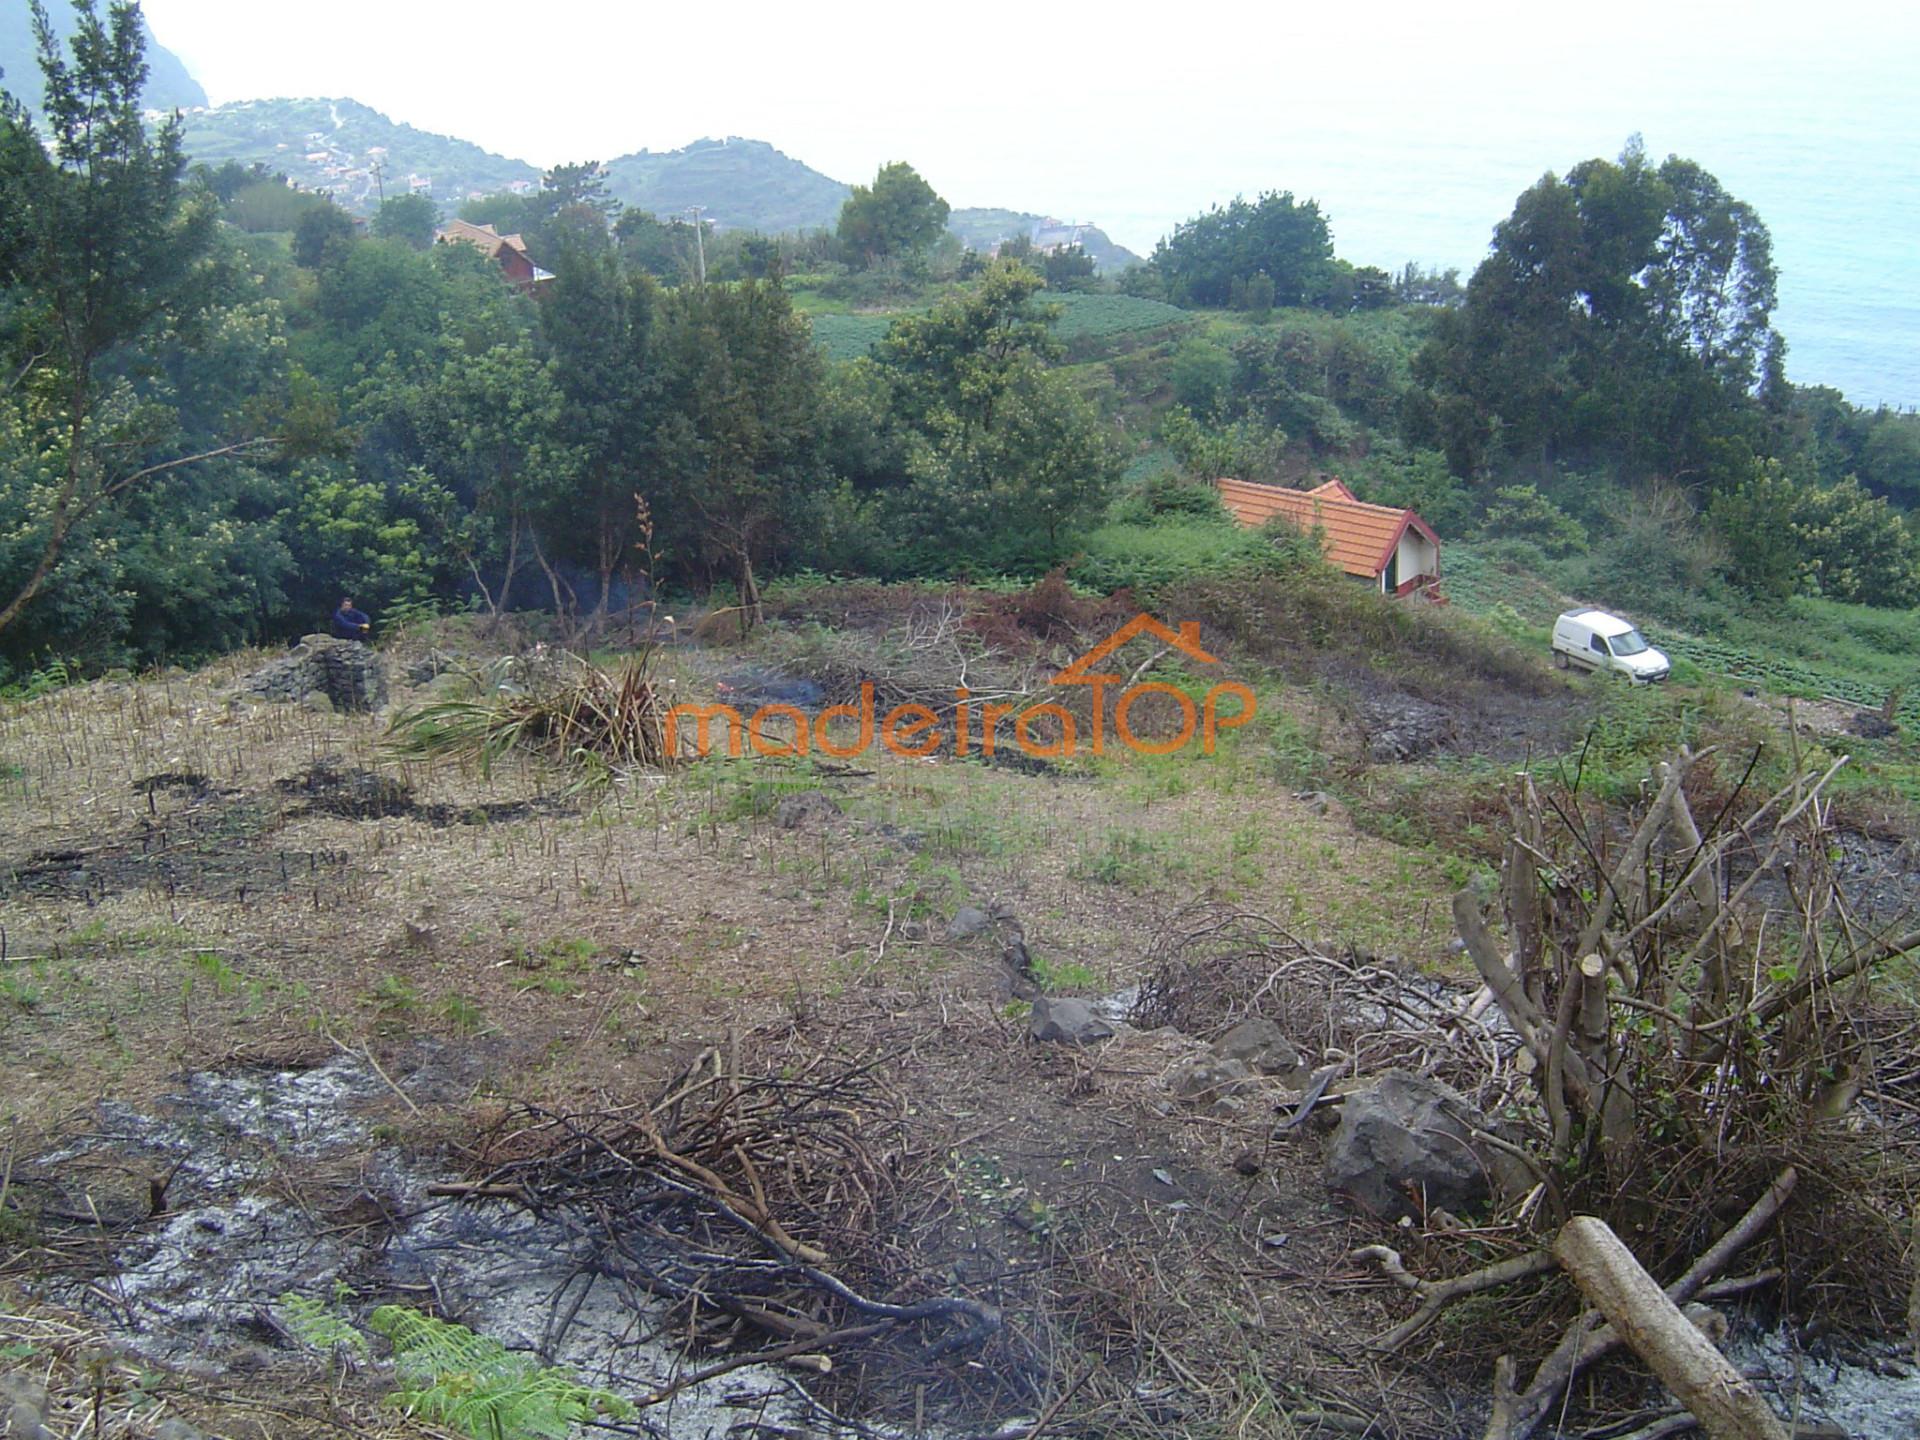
{"left": 234, "top": 634, "right": 389, "bottom": 713}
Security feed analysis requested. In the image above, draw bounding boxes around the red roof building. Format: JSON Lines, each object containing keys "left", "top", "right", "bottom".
{"left": 434, "top": 220, "right": 554, "bottom": 294}
{"left": 1217, "top": 477, "right": 1441, "bottom": 596}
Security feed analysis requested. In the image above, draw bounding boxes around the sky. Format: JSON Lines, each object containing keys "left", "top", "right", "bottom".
{"left": 137, "top": 0, "right": 1920, "bottom": 401}
{"left": 135, "top": 0, "right": 1913, "bottom": 256}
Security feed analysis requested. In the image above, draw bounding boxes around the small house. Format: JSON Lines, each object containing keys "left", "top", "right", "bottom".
{"left": 434, "top": 219, "right": 554, "bottom": 294}
{"left": 1217, "top": 477, "right": 1441, "bottom": 596}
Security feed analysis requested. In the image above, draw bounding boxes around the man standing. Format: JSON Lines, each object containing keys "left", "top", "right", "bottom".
{"left": 330, "top": 596, "right": 371, "bottom": 642}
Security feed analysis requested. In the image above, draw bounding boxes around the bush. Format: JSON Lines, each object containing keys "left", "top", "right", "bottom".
{"left": 1070, "top": 516, "right": 1285, "bottom": 594}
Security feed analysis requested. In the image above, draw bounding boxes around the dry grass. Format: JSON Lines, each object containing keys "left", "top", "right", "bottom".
{"left": 0, "top": 623, "right": 1492, "bottom": 1438}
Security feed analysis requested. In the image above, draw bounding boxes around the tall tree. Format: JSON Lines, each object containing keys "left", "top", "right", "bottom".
{"left": 653, "top": 280, "right": 825, "bottom": 627}
{"left": 539, "top": 230, "right": 656, "bottom": 621}
{"left": 1406, "top": 142, "right": 1779, "bottom": 484}
{"left": 1147, "top": 191, "right": 1336, "bottom": 309}
{"left": 835, "top": 161, "right": 950, "bottom": 268}
{"left": 0, "top": 0, "right": 273, "bottom": 638}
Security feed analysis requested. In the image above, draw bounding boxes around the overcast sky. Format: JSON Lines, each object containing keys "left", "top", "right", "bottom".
{"left": 134, "top": 1, "right": 1914, "bottom": 261}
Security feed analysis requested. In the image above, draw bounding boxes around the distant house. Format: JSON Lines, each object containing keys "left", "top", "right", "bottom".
{"left": 1216, "top": 477, "right": 1441, "bottom": 596}
{"left": 434, "top": 219, "right": 554, "bottom": 294}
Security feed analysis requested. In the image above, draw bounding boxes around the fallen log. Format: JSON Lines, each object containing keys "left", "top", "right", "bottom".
{"left": 1552, "top": 1216, "right": 1787, "bottom": 1440}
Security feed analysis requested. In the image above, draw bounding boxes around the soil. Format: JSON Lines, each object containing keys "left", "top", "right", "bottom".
{"left": 1, "top": 615, "right": 1913, "bottom": 1440}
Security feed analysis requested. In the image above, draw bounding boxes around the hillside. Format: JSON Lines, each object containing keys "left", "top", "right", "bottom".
{"left": 178, "top": 97, "right": 540, "bottom": 213}
{"left": 1, "top": 3, "right": 205, "bottom": 116}
{"left": 601, "top": 136, "right": 851, "bottom": 234}
{"left": 949, "top": 206, "right": 1142, "bottom": 273}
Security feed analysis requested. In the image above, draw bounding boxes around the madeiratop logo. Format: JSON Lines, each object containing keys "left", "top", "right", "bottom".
{"left": 666, "top": 615, "right": 1256, "bottom": 761}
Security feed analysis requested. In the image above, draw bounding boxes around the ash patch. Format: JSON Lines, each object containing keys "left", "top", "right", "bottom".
{"left": 275, "top": 759, "right": 570, "bottom": 828}
{"left": 1318, "top": 657, "right": 1586, "bottom": 766}
{"left": 1, "top": 793, "right": 347, "bottom": 903}
{"left": 1730, "top": 1325, "right": 1920, "bottom": 1440}
{"left": 20, "top": 1057, "right": 872, "bottom": 1435}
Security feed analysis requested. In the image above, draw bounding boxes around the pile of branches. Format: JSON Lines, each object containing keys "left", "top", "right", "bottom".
{"left": 438, "top": 1028, "right": 1007, "bottom": 1414}
{"left": 1130, "top": 903, "right": 1507, "bottom": 1101}
{"left": 1356, "top": 745, "right": 1920, "bottom": 1439}
{"left": 386, "top": 651, "right": 673, "bottom": 785}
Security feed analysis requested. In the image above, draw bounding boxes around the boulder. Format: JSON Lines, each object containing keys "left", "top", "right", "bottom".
{"left": 4, "top": 1401, "right": 50, "bottom": 1440}
{"left": 1168, "top": 1055, "right": 1257, "bottom": 1102}
{"left": 1212, "top": 1018, "right": 1303, "bottom": 1077}
{"left": 944, "top": 905, "right": 993, "bottom": 941}
{"left": 773, "top": 791, "right": 841, "bottom": 830}
{"left": 1028, "top": 996, "right": 1114, "bottom": 1044}
{"left": 1323, "top": 1070, "right": 1497, "bottom": 1222}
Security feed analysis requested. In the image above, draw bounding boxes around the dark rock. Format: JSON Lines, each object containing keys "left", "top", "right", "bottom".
{"left": 1323, "top": 1070, "right": 1498, "bottom": 1222}
{"left": 1212, "top": 1018, "right": 1303, "bottom": 1077}
{"left": 1028, "top": 996, "right": 1114, "bottom": 1044}
{"left": 945, "top": 905, "right": 993, "bottom": 941}
{"left": 405, "top": 648, "right": 465, "bottom": 686}
{"left": 774, "top": 791, "right": 842, "bottom": 829}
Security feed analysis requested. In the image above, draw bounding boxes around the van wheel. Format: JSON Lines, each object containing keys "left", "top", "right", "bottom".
{"left": 1554, "top": 652, "right": 1569, "bottom": 670}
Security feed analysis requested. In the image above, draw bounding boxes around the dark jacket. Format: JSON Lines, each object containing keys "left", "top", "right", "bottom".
{"left": 330, "top": 605, "right": 371, "bottom": 640}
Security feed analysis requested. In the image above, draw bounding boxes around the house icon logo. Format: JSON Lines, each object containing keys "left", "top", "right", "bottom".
{"left": 664, "top": 613, "right": 1255, "bottom": 761}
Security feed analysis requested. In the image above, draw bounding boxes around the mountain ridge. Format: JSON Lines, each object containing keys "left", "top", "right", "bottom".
{"left": 1, "top": 3, "right": 206, "bottom": 116}
{"left": 173, "top": 97, "right": 1140, "bottom": 268}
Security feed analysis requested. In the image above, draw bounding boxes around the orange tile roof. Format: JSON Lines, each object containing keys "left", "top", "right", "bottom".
{"left": 1215, "top": 478, "right": 1438, "bottom": 580}
{"left": 435, "top": 219, "right": 530, "bottom": 260}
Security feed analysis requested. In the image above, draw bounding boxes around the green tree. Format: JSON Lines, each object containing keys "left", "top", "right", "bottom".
{"left": 373, "top": 193, "right": 438, "bottom": 250}
{"left": 539, "top": 231, "right": 656, "bottom": 620}
{"left": 1707, "top": 461, "right": 1801, "bottom": 600}
{"left": 869, "top": 261, "right": 1118, "bottom": 567}
{"left": 0, "top": 0, "right": 274, "bottom": 639}
{"left": 652, "top": 280, "right": 825, "bottom": 625}
{"left": 1148, "top": 191, "right": 1335, "bottom": 309}
{"left": 1041, "top": 244, "right": 1096, "bottom": 292}
{"left": 292, "top": 200, "right": 357, "bottom": 268}
{"left": 835, "top": 161, "right": 950, "bottom": 268}
{"left": 1406, "top": 141, "right": 1778, "bottom": 482}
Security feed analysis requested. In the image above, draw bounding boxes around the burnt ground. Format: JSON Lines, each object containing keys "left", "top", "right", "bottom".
{"left": 2, "top": 614, "right": 1917, "bottom": 1440}
{"left": 1311, "top": 656, "right": 1590, "bottom": 768}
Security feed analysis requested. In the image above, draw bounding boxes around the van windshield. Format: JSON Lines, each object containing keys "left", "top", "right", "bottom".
{"left": 1611, "top": 629, "right": 1650, "bottom": 656}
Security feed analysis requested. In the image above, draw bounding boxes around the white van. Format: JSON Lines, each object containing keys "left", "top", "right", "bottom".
{"left": 1551, "top": 609, "right": 1670, "bottom": 683}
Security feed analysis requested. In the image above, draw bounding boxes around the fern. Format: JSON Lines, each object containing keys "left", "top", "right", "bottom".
{"left": 369, "top": 1305, "right": 636, "bottom": 1440}
{"left": 275, "top": 1291, "right": 371, "bottom": 1362}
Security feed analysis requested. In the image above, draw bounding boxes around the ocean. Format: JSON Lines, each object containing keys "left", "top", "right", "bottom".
{"left": 1067, "top": 38, "right": 1919, "bottom": 412}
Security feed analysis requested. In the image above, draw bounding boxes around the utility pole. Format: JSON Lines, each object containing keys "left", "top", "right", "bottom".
{"left": 686, "top": 205, "right": 707, "bottom": 285}
{"left": 369, "top": 158, "right": 387, "bottom": 206}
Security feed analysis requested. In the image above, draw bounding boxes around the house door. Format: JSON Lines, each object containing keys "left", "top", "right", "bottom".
{"left": 1383, "top": 551, "right": 1399, "bottom": 593}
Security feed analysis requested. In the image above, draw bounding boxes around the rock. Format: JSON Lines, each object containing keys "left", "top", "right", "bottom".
{"left": 1293, "top": 789, "right": 1333, "bottom": 814}
{"left": 4, "top": 1401, "right": 49, "bottom": 1440}
{"left": 301, "top": 690, "right": 335, "bottom": 714}
{"left": 0, "top": 1378, "right": 48, "bottom": 1418}
{"left": 944, "top": 905, "right": 993, "bottom": 941}
{"left": 1323, "top": 1070, "right": 1500, "bottom": 1222}
{"left": 405, "top": 648, "right": 465, "bottom": 686}
{"left": 155, "top": 1422, "right": 209, "bottom": 1440}
{"left": 773, "top": 791, "right": 841, "bottom": 830}
{"left": 1168, "top": 1055, "right": 1257, "bottom": 1102}
{"left": 234, "top": 635, "right": 388, "bottom": 713}
{"left": 1028, "top": 996, "right": 1114, "bottom": 1044}
{"left": 1212, "top": 1018, "right": 1303, "bottom": 1077}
